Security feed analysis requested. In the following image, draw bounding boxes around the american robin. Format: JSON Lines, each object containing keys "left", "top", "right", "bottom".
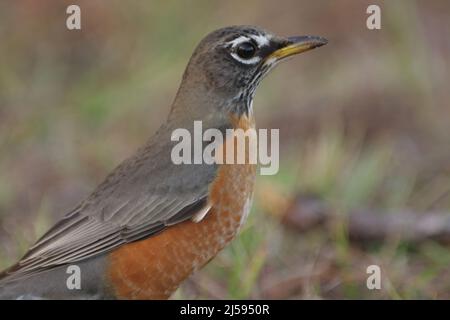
{"left": 0, "top": 25, "right": 326, "bottom": 299}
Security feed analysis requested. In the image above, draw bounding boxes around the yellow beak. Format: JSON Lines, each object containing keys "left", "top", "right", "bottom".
{"left": 267, "top": 35, "right": 328, "bottom": 61}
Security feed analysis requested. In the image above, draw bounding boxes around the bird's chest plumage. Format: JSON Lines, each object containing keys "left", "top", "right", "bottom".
{"left": 107, "top": 114, "right": 256, "bottom": 299}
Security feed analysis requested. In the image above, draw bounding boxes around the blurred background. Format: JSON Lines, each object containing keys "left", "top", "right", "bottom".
{"left": 0, "top": 0, "right": 449, "bottom": 299}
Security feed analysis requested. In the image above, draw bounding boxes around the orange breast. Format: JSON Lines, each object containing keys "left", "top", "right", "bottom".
{"left": 107, "top": 113, "right": 257, "bottom": 299}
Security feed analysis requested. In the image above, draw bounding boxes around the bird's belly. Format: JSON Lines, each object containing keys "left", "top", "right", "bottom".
{"left": 107, "top": 163, "right": 256, "bottom": 299}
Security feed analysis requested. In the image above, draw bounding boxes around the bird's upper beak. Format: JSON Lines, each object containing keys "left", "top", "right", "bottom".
{"left": 266, "top": 35, "right": 328, "bottom": 62}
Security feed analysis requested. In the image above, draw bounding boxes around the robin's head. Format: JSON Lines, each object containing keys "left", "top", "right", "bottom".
{"left": 171, "top": 26, "right": 327, "bottom": 124}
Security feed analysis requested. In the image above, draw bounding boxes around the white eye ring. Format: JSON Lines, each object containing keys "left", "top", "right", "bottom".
{"left": 251, "top": 34, "right": 270, "bottom": 47}
{"left": 230, "top": 52, "right": 261, "bottom": 65}
{"left": 226, "top": 36, "right": 261, "bottom": 65}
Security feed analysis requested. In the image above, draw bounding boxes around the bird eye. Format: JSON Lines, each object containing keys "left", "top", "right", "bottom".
{"left": 235, "top": 42, "right": 257, "bottom": 59}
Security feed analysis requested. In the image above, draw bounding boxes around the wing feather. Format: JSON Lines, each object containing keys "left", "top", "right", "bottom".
{"left": 0, "top": 126, "right": 219, "bottom": 282}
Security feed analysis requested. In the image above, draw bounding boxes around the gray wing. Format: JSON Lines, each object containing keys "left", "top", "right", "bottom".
{"left": 1, "top": 126, "right": 218, "bottom": 280}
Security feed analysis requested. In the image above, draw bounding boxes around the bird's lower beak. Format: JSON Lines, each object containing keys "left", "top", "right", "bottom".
{"left": 266, "top": 35, "right": 328, "bottom": 61}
